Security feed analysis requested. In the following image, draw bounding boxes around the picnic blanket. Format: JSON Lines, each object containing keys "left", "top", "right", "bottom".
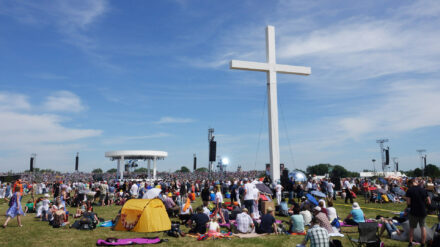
{"left": 234, "top": 233, "right": 267, "bottom": 238}
{"left": 96, "top": 237, "right": 165, "bottom": 246}
{"left": 197, "top": 232, "right": 233, "bottom": 241}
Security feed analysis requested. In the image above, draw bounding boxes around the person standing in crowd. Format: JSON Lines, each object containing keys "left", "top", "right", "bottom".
{"left": 326, "top": 180, "right": 335, "bottom": 201}
{"left": 3, "top": 183, "right": 24, "bottom": 227}
{"left": 201, "top": 183, "right": 210, "bottom": 205}
{"left": 406, "top": 179, "right": 430, "bottom": 247}
{"left": 344, "top": 178, "right": 354, "bottom": 204}
{"left": 243, "top": 178, "right": 254, "bottom": 214}
{"left": 130, "top": 182, "right": 138, "bottom": 198}
{"left": 275, "top": 181, "right": 283, "bottom": 206}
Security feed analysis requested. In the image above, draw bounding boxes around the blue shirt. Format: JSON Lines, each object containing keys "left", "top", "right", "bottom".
{"left": 280, "top": 202, "right": 289, "bottom": 211}
{"left": 351, "top": 209, "right": 365, "bottom": 223}
{"left": 290, "top": 214, "right": 305, "bottom": 233}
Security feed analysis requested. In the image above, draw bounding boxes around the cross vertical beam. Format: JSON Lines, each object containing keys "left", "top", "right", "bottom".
{"left": 230, "top": 25, "right": 311, "bottom": 182}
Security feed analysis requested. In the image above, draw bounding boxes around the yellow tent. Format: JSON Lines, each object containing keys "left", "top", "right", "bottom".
{"left": 114, "top": 198, "right": 171, "bottom": 233}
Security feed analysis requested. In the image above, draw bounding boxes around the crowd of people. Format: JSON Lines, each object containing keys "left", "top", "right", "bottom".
{"left": 1, "top": 170, "right": 440, "bottom": 246}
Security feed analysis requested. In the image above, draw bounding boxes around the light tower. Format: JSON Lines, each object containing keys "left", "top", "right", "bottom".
{"left": 416, "top": 149, "right": 427, "bottom": 176}
{"left": 376, "top": 139, "right": 389, "bottom": 172}
{"left": 372, "top": 159, "right": 376, "bottom": 176}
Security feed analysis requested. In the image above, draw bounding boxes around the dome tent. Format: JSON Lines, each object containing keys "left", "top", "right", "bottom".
{"left": 114, "top": 198, "right": 171, "bottom": 233}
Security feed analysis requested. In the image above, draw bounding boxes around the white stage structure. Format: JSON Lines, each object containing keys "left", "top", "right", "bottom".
{"left": 105, "top": 150, "right": 167, "bottom": 180}
{"left": 230, "top": 25, "right": 311, "bottom": 182}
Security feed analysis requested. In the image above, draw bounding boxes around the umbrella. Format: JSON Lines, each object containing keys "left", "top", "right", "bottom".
{"left": 311, "top": 190, "right": 326, "bottom": 198}
{"left": 375, "top": 188, "right": 387, "bottom": 194}
{"left": 288, "top": 170, "right": 307, "bottom": 182}
{"left": 392, "top": 187, "right": 405, "bottom": 196}
{"left": 306, "top": 193, "right": 319, "bottom": 206}
{"left": 378, "top": 177, "right": 387, "bottom": 185}
{"left": 144, "top": 188, "right": 162, "bottom": 199}
{"left": 255, "top": 183, "right": 272, "bottom": 194}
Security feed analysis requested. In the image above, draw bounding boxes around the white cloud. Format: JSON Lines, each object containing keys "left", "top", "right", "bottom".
{"left": 154, "top": 117, "right": 195, "bottom": 124}
{"left": 0, "top": 92, "right": 31, "bottom": 111}
{"left": 0, "top": 91, "right": 101, "bottom": 171}
{"left": 338, "top": 80, "right": 440, "bottom": 138}
{"left": 43, "top": 91, "right": 85, "bottom": 113}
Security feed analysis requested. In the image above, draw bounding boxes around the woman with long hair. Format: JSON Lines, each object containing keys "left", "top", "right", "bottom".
{"left": 3, "top": 181, "right": 24, "bottom": 227}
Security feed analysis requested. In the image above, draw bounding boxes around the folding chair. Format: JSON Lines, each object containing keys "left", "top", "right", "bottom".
{"left": 347, "top": 222, "right": 382, "bottom": 247}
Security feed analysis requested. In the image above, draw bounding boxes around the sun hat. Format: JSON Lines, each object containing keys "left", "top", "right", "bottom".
{"left": 267, "top": 206, "right": 274, "bottom": 212}
{"left": 313, "top": 206, "right": 321, "bottom": 212}
{"left": 44, "top": 194, "right": 50, "bottom": 198}
{"left": 352, "top": 202, "right": 360, "bottom": 209}
{"left": 242, "top": 208, "right": 248, "bottom": 212}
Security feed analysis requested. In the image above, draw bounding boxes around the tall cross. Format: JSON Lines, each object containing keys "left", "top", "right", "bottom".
{"left": 230, "top": 25, "right": 311, "bottom": 182}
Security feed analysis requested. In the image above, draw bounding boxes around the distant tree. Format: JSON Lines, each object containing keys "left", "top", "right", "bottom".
{"left": 134, "top": 167, "right": 149, "bottom": 173}
{"left": 196, "top": 167, "right": 208, "bottom": 172}
{"left": 306, "top": 164, "right": 330, "bottom": 176}
{"left": 330, "top": 165, "right": 351, "bottom": 178}
{"left": 425, "top": 164, "right": 440, "bottom": 177}
{"left": 106, "top": 168, "right": 117, "bottom": 173}
{"left": 92, "top": 168, "right": 103, "bottom": 174}
{"left": 180, "top": 166, "right": 190, "bottom": 173}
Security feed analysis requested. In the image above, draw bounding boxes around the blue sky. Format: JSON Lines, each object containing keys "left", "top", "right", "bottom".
{"left": 0, "top": 0, "right": 439, "bottom": 173}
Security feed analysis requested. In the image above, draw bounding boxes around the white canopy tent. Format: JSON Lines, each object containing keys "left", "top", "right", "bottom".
{"left": 105, "top": 150, "right": 168, "bottom": 180}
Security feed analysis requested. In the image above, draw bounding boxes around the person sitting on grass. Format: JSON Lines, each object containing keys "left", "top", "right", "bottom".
{"left": 257, "top": 207, "right": 278, "bottom": 234}
{"left": 344, "top": 202, "right": 365, "bottom": 226}
{"left": 326, "top": 200, "right": 338, "bottom": 224}
{"left": 188, "top": 206, "right": 209, "bottom": 235}
{"left": 179, "top": 196, "right": 193, "bottom": 225}
{"left": 24, "top": 199, "right": 35, "bottom": 214}
{"left": 235, "top": 208, "right": 254, "bottom": 233}
{"left": 300, "top": 216, "right": 330, "bottom": 247}
{"left": 74, "top": 201, "right": 87, "bottom": 218}
{"left": 300, "top": 205, "right": 312, "bottom": 226}
{"left": 278, "top": 198, "right": 289, "bottom": 217}
{"left": 207, "top": 215, "right": 221, "bottom": 237}
{"left": 289, "top": 207, "right": 305, "bottom": 235}
{"left": 52, "top": 205, "right": 69, "bottom": 227}
{"left": 378, "top": 216, "right": 405, "bottom": 240}
{"left": 312, "top": 206, "right": 334, "bottom": 233}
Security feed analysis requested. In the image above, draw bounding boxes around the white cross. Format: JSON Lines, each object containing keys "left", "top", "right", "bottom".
{"left": 230, "top": 25, "right": 311, "bottom": 182}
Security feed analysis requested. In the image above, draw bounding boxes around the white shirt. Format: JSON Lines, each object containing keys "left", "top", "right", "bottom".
{"left": 208, "top": 221, "right": 219, "bottom": 231}
{"left": 300, "top": 210, "right": 312, "bottom": 226}
{"left": 215, "top": 191, "right": 223, "bottom": 204}
{"left": 275, "top": 184, "right": 282, "bottom": 193}
{"left": 130, "top": 184, "right": 139, "bottom": 196}
{"left": 252, "top": 187, "right": 259, "bottom": 200}
{"left": 203, "top": 206, "right": 211, "bottom": 217}
{"left": 244, "top": 183, "right": 254, "bottom": 200}
{"left": 327, "top": 207, "right": 337, "bottom": 223}
{"left": 327, "top": 182, "right": 334, "bottom": 193}
{"left": 343, "top": 180, "right": 352, "bottom": 190}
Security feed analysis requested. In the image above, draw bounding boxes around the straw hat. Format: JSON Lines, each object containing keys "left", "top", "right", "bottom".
{"left": 267, "top": 206, "right": 274, "bottom": 212}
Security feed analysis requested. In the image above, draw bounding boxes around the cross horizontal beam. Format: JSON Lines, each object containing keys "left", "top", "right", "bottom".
{"left": 230, "top": 60, "right": 311, "bottom": 76}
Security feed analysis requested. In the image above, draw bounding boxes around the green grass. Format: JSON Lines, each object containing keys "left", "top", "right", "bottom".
{"left": 0, "top": 196, "right": 436, "bottom": 246}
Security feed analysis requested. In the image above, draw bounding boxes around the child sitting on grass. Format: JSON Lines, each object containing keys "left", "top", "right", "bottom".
{"left": 24, "top": 199, "right": 35, "bottom": 214}
{"left": 74, "top": 201, "right": 87, "bottom": 218}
